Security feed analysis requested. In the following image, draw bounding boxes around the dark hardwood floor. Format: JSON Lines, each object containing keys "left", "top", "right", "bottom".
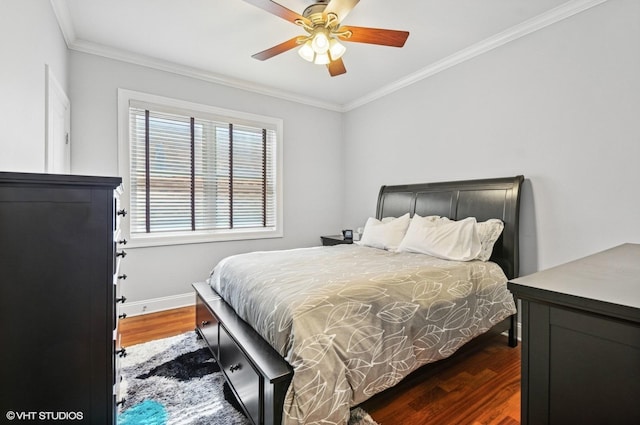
{"left": 119, "top": 305, "right": 196, "bottom": 347}
{"left": 118, "top": 306, "right": 521, "bottom": 424}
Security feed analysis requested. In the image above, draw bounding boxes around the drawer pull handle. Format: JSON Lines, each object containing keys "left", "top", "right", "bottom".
{"left": 118, "top": 274, "right": 128, "bottom": 280}
{"left": 229, "top": 363, "right": 242, "bottom": 373}
{"left": 201, "top": 320, "right": 209, "bottom": 327}
{"left": 119, "top": 313, "right": 127, "bottom": 319}
{"left": 117, "top": 209, "right": 127, "bottom": 217}
{"left": 118, "top": 239, "right": 128, "bottom": 245}
{"left": 116, "top": 296, "right": 127, "bottom": 304}
{"left": 116, "top": 348, "right": 127, "bottom": 358}
{"left": 116, "top": 250, "right": 127, "bottom": 258}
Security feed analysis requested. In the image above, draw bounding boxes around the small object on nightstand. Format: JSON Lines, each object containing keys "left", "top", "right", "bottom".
{"left": 342, "top": 229, "right": 353, "bottom": 240}
{"left": 321, "top": 235, "right": 354, "bottom": 246}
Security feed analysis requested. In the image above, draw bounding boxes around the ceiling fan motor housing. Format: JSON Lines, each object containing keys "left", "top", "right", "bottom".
{"left": 303, "top": 2, "right": 330, "bottom": 25}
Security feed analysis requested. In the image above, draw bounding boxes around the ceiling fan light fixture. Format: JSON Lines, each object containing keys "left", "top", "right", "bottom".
{"left": 311, "top": 31, "right": 330, "bottom": 54}
{"left": 313, "top": 52, "right": 330, "bottom": 65}
{"left": 328, "top": 38, "right": 346, "bottom": 60}
{"left": 298, "top": 40, "right": 315, "bottom": 62}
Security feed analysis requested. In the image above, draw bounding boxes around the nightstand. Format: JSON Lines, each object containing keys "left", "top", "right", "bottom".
{"left": 508, "top": 244, "right": 640, "bottom": 425}
{"left": 321, "top": 235, "right": 353, "bottom": 246}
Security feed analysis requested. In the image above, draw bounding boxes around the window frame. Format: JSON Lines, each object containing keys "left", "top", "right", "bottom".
{"left": 117, "top": 89, "right": 283, "bottom": 248}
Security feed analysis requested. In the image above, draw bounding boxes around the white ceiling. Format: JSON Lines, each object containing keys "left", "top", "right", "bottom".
{"left": 51, "top": 0, "right": 600, "bottom": 110}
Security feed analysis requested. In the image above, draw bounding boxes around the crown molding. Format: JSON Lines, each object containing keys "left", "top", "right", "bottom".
{"left": 343, "top": 0, "right": 609, "bottom": 111}
{"left": 68, "top": 39, "right": 343, "bottom": 112}
{"left": 51, "top": 0, "right": 607, "bottom": 113}
{"left": 49, "top": 0, "right": 75, "bottom": 46}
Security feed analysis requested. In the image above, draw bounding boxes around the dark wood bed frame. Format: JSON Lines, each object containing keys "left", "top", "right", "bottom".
{"left": 193, "top": 175, "right": 524, "bottom": 425}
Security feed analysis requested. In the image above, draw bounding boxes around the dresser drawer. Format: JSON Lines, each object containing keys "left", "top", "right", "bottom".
{"left": 195, "top": 296, "right": 219, "bottom": 358}
{"left": 219, "top": 323, "right": 261, "bottom": 425}
{"left": 113, "top": 187, "right": 123, "bottom": 232}
{"left": 114, "top": 273, "right": 127, "bottom": 329}
{"left": 114, "top": 245, "right": 126, "bottom": 276}
{"left": 113, "top": 333, "right": 122, "bottom": 386}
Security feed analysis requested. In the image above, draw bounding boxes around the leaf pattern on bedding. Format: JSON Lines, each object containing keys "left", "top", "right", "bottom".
{"left": 285, "top": 371, "right": 329, "bottom": 422}
{"left": 273, "top": 306, "right": 292, "bottom": 334}
{"left": 288, "top": 295, "right": 332, "bottom": 319}
{"left": 476, "top": 281, "right": 499, "bottom": 297}
{"left": 346, "top": 326, "right": 384, "bottom": 354}
{"left": 448, "top": 280, "right": 474, "bottom": 298}
{"left": 474, "top": 298, "right": 492, "bottom": 319}
{"left": 327, "top": 374, "right": 352, "bottom": 420}
{"left": 426, "top": 300, "right": 456, "bottom": 321}
{"left": 338, "top": 285, "right": 389, "bottom": 302}
{"left": 415, "top": 269, "right": 450, "bottom": 281}
{"left": 438, "top": 336, "right": 467, "bottom": 357}
{"left": 325, "top": 302, "right": 371, "bottom": 332}
{"left": 460, "top": 323, "right": 479, "bottom": 338}
{"left": 371, "top": 328, "right": 410, "bottom": 366}
{"left": 344, "top": 357, "right": 373, "bottom": 389}
{"left": 369, "top": 271, "right": 417, "bottom": 285}
{"left": 491, "top": 308, "right": 515, "bottom": 324}
{"left": 412, "top": 281, "right": 442, "bottom": 301}
{"left": 414, "top": 324, "right": 444, "bottom": 351}
{"left": 209, "top": 244, "right": 517, "bottom": 425}
{"left": 290, "top": 334, "right": 335, "bottom": 373}
{"left": 376, "top": 301, "right": 420, "bottom": 323}
{"left": 443, "top": 302, "right": 470, "bottom": 330}
{"left": 363, "top": 371, "right": 404, "bottom": 397}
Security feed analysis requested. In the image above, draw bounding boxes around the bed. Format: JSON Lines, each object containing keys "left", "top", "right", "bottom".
{"left": 193, "top": 175, "right": 524, "bottom": 425}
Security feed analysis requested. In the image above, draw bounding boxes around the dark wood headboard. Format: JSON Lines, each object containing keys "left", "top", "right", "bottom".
{"left": 376, "top": 175, "right": 524, "bottom": 279}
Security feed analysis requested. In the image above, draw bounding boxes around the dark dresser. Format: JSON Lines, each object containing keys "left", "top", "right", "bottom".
{"left": 508, "top": 244, "right": 640, "bottom": 425}
{"left": 0, "top": 172, "right": 124, "bottom": 423}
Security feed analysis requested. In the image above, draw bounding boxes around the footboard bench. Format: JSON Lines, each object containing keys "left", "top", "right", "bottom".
{"left": 194, "top": 281, "right": 293, "bottom": 425}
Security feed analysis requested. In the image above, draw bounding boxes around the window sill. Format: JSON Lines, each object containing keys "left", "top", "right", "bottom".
{"left": 125, "top": 228, "right": 283, "bottom": 248}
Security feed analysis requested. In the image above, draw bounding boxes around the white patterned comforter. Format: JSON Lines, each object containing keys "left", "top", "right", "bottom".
{"left": 208, "top": 244, "right": 516, "bottom": 425}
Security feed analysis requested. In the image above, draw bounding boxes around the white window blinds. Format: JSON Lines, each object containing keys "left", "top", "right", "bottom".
{"left": 128, "top": 106, "right": 277, "bottom": 237}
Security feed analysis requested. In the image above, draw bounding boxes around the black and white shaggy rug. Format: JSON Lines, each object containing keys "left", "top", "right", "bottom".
{"left": 118, "top": 332, "right": 378, "bottom": 425}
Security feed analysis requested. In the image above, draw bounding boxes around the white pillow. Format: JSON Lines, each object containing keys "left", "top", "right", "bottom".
{"left": 358, "top": 213, "right": 411, "bottom": 251}
{"left": 397, "top": 216, "right": 481, "bottom": 261}
{"left": 436, "top": 217, "right": 504, "bottom": 261}
{"left": 475, "top": 219, "right": 504, "bottom": 261}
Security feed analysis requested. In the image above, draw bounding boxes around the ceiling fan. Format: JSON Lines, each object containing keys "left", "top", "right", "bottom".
{"left": 243, "top": 0, "right": 410, "bottom": 76}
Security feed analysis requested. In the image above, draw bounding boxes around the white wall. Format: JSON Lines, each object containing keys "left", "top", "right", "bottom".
{"left": 68, "top": 51, "right": 344, "bottom": 310}
{"left": 0, "top": 0, "right": 69, "bottom": 172}
{"left": 343, "top": 0, "right": 640, "bottom": 276}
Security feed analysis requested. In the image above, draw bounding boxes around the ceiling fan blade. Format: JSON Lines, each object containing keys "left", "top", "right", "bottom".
{"left": 340, "top": 26, "right": 409, "bottom": 47}
{"left": 324, "top": 0, "right": 360, "bottom": 23}
{"left": 327, "top": 58, "right": 347, "bottom": 76}
{"left": 252, "top": 37, "right": 301, "bottom": 61}
{"left": 243, "top": 0, "right": 308, "bottom": 25}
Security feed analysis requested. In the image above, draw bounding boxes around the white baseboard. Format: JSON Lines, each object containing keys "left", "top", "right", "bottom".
{"left": 120, "top": 292, "right": 195, "bottom": 317}
{"left": 501, "top": 321, "right": 523, "bottom": 341}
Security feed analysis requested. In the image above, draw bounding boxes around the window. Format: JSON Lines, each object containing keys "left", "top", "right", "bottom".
{"left": 118, "top": 89, "right": 282, "bottom": 247}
